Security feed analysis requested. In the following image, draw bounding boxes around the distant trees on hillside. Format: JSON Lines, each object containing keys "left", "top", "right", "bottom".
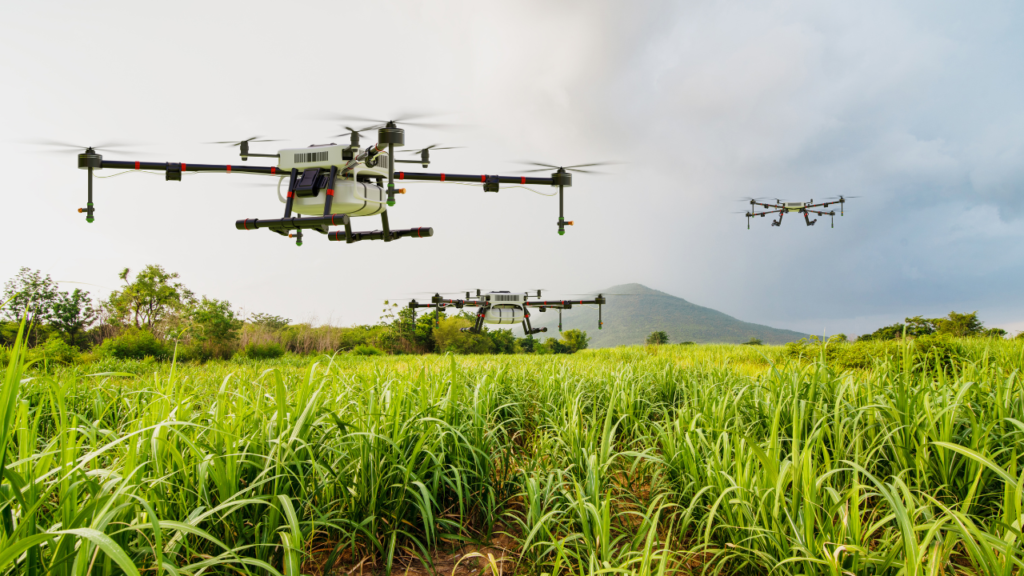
{"left": 858, "top": 311, "right": 1008, "bottom": 341}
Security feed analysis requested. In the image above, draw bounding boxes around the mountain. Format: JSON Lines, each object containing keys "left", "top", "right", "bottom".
{"left": 528, "top": 283, "right": 807, "bottom": 347}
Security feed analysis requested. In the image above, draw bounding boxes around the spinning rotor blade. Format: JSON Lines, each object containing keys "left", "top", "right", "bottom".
{"left": 405, "top": 144, "right": 464, "bottom": 154}
{"left": 333, "top": 125, "right": 375, "bottom": 138}
{"left": 517, "top": 160, "right": 619, "bottom": 174}
{"left": 207, "top": 136, "right": 281, "bottom": 147}
{"left": 26, "top": 139, "right": 142, "bottom": 154}
{"left": 326, "top": 112, "right": 459, "bottom": 129}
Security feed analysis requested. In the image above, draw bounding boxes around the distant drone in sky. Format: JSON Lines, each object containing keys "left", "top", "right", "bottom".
{"left": 407, "top": 290, "right": 607, "bottom": 335}
{"left": 49, "top": 114, "right": 614, "bottom": 245}
{"left": 740, "top": 196, "right": 857, "bottom": 228}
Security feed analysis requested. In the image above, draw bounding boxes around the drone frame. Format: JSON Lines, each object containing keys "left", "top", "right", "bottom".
{"left": 743, "top": 197, "right": 849, "bottom": 229}
{"left": 75, "top": 121, "right": 580, "bottom": 245}
{"left": 407, "top": 290, "right": 606, "bottom": 335}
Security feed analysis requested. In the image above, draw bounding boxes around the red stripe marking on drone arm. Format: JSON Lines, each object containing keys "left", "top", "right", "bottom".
{"left": 398, "top": 172, "right": 404, "bottom": 180}
{"left": 481, "top": 175, "right": 486, "bottom": 182}
{"left": 440, "top": 173, "right": 446, "bottom": 182}
{"left": 226, "top": 165, "right": 231, "bottom": 173}
{"left": 287, "top": 191, "right": 294, "bottom": 198}
{"left": 134, "top": 161, "right": 140, "bottom": 170}
{"left": 182, "top": 163, "right": 187, "bottom": 171}
{"left": 327, "top": 188, "right": 334, "bottom": 196}
{"left": 271, "top": 167, "right": 277, "bottom": 174}
{"left": 521, "top": 177, "right": 525, "bottom": 184}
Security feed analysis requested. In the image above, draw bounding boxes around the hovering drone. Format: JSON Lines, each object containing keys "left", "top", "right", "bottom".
{"left": 741, "top": 196, "right": 855, "bottom": 228}
{"left": 67, "top": 115, "right": 611, "bottom": 245}
{"left": 407, "top": 290, "right": 607, "bottom": 335}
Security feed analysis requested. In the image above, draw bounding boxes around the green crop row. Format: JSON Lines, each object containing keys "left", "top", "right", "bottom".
{"left": 2, "top": 323, "right": 1023, "bottom": 575}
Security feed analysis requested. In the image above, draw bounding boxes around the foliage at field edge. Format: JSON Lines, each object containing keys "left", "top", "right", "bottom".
{"left": 2, "top": 328, "right": 1024, "bottom": 575}
{"left": 1, "top": 266, "right": 591, "bottom": 365}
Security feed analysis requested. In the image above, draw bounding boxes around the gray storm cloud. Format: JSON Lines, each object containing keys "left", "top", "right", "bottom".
{"left": 1, "top": 0, "right": 1021, "bottom": 336}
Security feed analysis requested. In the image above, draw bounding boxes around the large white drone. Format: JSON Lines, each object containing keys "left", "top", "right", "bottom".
{"left": 68, "top": 116, "right": 612, "bottom": 245}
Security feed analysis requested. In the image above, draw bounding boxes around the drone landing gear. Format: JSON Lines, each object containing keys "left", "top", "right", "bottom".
{"left": 803, "top": 211, "right": 817, "bottom": 226}
{"left": 772, "top": 212, "right": 784, "bottom": 227}
{"left": 522, "top": 313, "right": 547, "bottom": 336}
{"left": 326, "top": 212, "right": 433, "bottom": 244}
{"left": 460, "top": 305, "right": 489, "bottom": 334}
{"left": 237, "top": 211, "right": 432, "bottom": 246}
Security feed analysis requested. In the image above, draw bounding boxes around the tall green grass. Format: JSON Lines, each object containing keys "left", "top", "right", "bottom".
{"left": 1, "top": 335, "right": 1023, "bottom": 575}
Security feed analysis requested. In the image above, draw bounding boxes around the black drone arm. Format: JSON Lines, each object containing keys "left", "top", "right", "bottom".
{"left": 525, "top": 295, "right": 607, "bottom": 309}
{"left": 747, "top": 209, "right": 783, "bottom": 218}
{"left": 394, "top": 171, "right": 555, "bottom": 186}
{"left": 805, "top": 199, "right": 845, "bottom": 209}
{"left": 101, "top": 159, "right": 282, "bottom": 176}
{"left": 805, "top": 208, "right": 837, "bottom": 228}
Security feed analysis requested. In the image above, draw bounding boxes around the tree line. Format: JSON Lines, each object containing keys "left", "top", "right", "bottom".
{"left": 0, "top": 265, "right": 591, "bottom": 364}
{"left": 855, "top": 311, "right": 1014, "bottom": 341}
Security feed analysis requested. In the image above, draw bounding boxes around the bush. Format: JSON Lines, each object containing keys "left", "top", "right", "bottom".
{"left": 432, "top": 317, "right": 493, "bottom": 354}
{"left": 647, "top": 331, "right": 670, "bottom": 345}
{"left": 243, "top": 342, "right": 285, "bottom": 360}
{"left": 352, "top": 345, "right": 384, "bottom": 356}
{"left": 546, "top": 329, "right": 591, "bottom": 354}
{"left": 95, "top": 328, "right": 170, "bottom": 360}
{"left": 39, "top": 334, "right": 79, "bottom": 365}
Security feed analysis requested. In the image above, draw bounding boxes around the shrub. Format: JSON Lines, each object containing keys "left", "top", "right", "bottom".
{"left": 95, "top": 328, "right": 170, "bottom": 360}
{"left": 432, "top": 317, "right": 493, "bottom": 354}
{"left": 561, "top": 329, "right": 591, "bottom": 353}
{"left": 40, "top": 334, "right": 79, "bottom": 365}
{"left": 243, "top": 342, "right": 286, "bottom": 360}
{"left": 646, "top": 331, "right": 670, "bottom": 345}
{"left": 352, "top": 345, "right": 384, "bottom": 356}
{"left": 743, "top": 337, "right": 763, "bottom": 346}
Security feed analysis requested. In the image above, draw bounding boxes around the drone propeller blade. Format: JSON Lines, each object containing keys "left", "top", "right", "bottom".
{"left": 333, "top": 125, "right": 377, "bottom": 138}
{"left": 326, "top": 112, "right": 460, "bottom": 129}
{"left": 516, "top": 160, "right": 619, "bottom": 174}
{"left": 25, "top": 139, "right": 143, "bottom": 154}
{"left": 405, "top": 144, "right": 464, "bottom": 155}
{"left": 207, "top": 136, "right": 281, "bottom": 147}
{"left": 563, "top": 161, "right": 620, "bottom": 170}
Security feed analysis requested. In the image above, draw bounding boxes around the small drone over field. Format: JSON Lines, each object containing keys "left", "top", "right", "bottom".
{"left": 740, "top": 196, "right": 856, "bottom": 229}
{"left": 408, "top": 290, "right": 607, "bottom": 335}
{"left": 54, "top": 115, "right": 611, "bottom": 245}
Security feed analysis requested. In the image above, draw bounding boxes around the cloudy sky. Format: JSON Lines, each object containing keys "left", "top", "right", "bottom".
{"left": 1, "top": 0, "right": 1022, "bottom": 337}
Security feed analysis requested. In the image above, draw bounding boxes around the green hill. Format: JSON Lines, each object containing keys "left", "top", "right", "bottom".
{"left": 528, "top": 283, "right": 807, "bottom": 347}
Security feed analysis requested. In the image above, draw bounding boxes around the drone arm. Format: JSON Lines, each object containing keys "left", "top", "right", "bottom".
{"left": 747, "top": 209, "right": 783, "bottom": 218}
{"left": 101, "top": 159, "right": 283, "bottom": 176}
{"left": 394, "top": 171, "right": 555, "bottom": 186}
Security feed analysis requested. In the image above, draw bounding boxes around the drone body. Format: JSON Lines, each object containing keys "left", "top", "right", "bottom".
{"left": 742, "top": 196, "right": 854, "bottom": 228}
{"left": 70, "top": 119, "right": 603, "bottom": 245}
{"left": 408, "top": 290, "right": 607, "bottom": 335}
